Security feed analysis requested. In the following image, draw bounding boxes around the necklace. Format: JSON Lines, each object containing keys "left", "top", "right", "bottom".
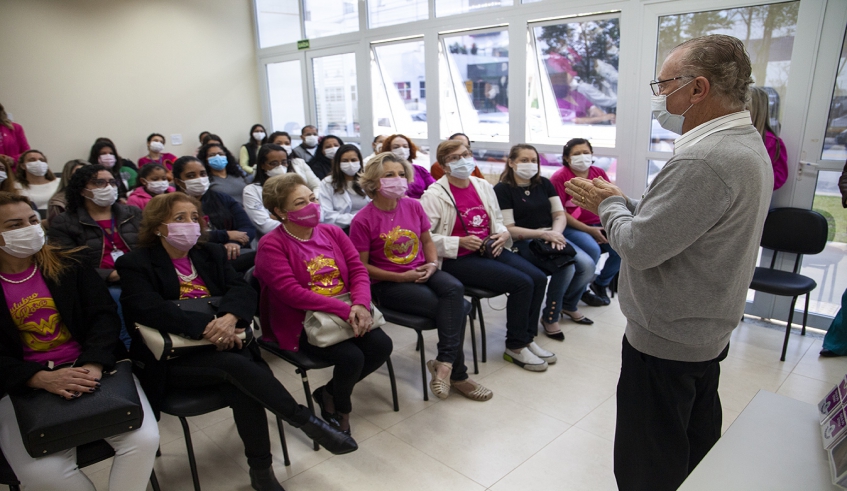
{"left": 175, "top": 260, "right": 198, "bottom": 283}
{"left": 283, "top": 223, "right": 311, "bottom": 242}
{"left": 518, "top": 183, "right": 531, "bottom": 196}
{"left": 0, "top": 265, "right": 37, "bottom": 284}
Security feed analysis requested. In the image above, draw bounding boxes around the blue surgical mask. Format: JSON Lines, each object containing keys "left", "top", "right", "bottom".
{"left": 449, "top": 157, "right": 476, "bottom": 180}
{"left": 208, "top": 155, "right": 228, "bottom": 170}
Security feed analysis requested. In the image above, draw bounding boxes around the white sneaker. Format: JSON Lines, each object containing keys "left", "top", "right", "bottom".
{"left": 503, "top": 347, "right": 548, "bottom": 372}
{"left": 527, "top": 342, "right": 557, "bottom": 364}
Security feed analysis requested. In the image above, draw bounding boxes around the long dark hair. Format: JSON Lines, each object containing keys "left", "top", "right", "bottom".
{"left": 330, "top": 144, "right": 365, "bottom": 196}
{"left": 172, "top": 156, "right": 232, "bottom": 232}
{"left": 66, "top": 164, "right": 109, "bottom": 213}
{"left": 198, "top": 142, "right": 242, "bottom": 179}
{"left": 135, "top": 163, "right": 168, "bottom": 189}
{"left": 562, "top": 138, "right": 593, "bottom": 168}
{"left": 254, "top": 144, "right": 289, "bottom": 186}
{"left": 500, "top": 144, "right": 542, "bottom": 188}
{"left": 244, "top": 124, "right": 268, "bottom": 170}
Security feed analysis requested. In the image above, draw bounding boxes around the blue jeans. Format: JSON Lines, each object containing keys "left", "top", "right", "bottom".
{"left": 564, "top": 227, "right": 621, "bottom": 288}
{"left": 109, "top": 286, "right": 131, "bottom": 350}
{"left": 561, "top": 243, "right": 596, "bottom": 312}
{"left": 513, "top": 240, "right": 576, "bottom": 325}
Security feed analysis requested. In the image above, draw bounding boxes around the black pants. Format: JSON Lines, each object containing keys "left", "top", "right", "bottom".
{"left": 442, "top": 250, "right": 547, "bottom": 350}
{"left": 298, "top": 327, "right": 393, "bottom": 414}
{"left": 168, "top": 343, "right": 311, "bottom": 470}
{"left": 371, "top": 270, "right": 468, "bottom": 381}
{"left": 614, "top": 335, "right": 727, "bottom": 491}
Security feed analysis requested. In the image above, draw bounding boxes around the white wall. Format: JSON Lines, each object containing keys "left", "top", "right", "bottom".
{"left": 0, "top": 0, "right": 262, "bottom": 169}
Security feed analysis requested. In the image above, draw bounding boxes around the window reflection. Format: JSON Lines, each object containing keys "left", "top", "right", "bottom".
{"left": 822, "top": 29, "right": 847, "bottom": 161}
{"left": 313, "top": 53, "right": 359, "bottom": 137}
{"left": 372, "top": 41, "right": 427, "bottom": 138}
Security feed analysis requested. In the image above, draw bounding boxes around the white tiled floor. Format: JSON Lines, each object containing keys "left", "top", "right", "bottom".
{"left": 81, "top": 297, "right": 847, "bottom": 491}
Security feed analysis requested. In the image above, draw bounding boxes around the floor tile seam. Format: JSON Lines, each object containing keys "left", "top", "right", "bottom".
{"left": 481, "top": 425, "right": 582, "bottom": 490}
{"left": 722, "top": 351, "right": 802, "bottom": 374}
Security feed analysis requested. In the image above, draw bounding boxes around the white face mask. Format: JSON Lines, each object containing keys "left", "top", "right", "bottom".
{"left": 303, "top": 135, "right": 319, "bottom": 148}
{"left": 182, "top": 176, "right": 210, "bottom": 197}
{"left": 515, "top": 163, "right": 538, "bottom": 180}
{"left": 0, "top": 171, "right": 7, "bottom": 186}
{"left": 0, "top": 224, "right": 45, "bottom": 258}
{"left": 340, "top": 161, "right": 360, "bottom": 177}
{"left": 281, "top": 145, "right": 292, "bottom": 155}
{"left": 392, "top": 147, "right": 410, "bottom": 160}
{"left": 25, "top": 161, "right": 49, "bottom": 177}
{"left": 266, "top": 166, "right": 286, "bottom": 177}
{"left": 253, "top": 131, "right": 266, "bottom": 141}
{"left": 651, "top": 79, "right": 694, "bottom": 135}
{"left": 449, "top": 157, "right": 476, "bottom": 180}
{"left": 374, "top": 143, "right": 383, "bottom": 153}
{"left": 569, "top": 154, "right": 593, "bottom": 172}
{"left": 146, "top": 180, "right": 170, "bottom": 195}
{"left": 149, "top": 141, "right": 165, "bottom": 153}
{"left": 87, "top": 186, "right": 118, "bottom": 208}
{"left": 324, "top": 146, "right": 339, "bottom": 159}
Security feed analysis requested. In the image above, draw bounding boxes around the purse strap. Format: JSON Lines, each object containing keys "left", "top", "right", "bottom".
{"left": 436, "top": 183, "right": 471, "bottom": 236}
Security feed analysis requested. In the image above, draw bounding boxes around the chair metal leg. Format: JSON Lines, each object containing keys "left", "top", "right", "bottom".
{"left": 386, "top": 357, "right": 399, "bottom": 412}
{"left": 417, "top": 331, "right": 428, "bottom": 401}
{"left": 474, "top": 298, "right": 487, "bottom": 363}
{"left": 468, "top": 310, "right": 478, "bottom": 374}
{"left": 415, "top": 336, "right": 422, "bottom": 352}
{"left": 781, "top": 296, "right": 799, "bottom": 362}
{"left": 149, "top": 469, "right": 162, "bottom": 491}
{"left": 296, "top": 368, "right": 320, "bottom": 451}
{"left": 179, "top": 416, "right": 202, "bottom": 491}
{"left": 801, "top": 293, "right": 810, "bottom": 336}
{"left": 275, "top": 416, "right": 291, "bottom": 466}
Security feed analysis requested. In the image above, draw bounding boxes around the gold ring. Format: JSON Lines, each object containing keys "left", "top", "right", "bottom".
{"left": 217, "top": 336, "right": 224, "bottom": 342}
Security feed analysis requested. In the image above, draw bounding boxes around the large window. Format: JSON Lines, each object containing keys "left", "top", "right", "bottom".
{"left": 436, "top": 0, "right": 513, "bottom": 18}
{"left": 256, "top": 0, "right": 301, "bottom": 48}
{"left": 372, "top": 40, "right": 427, "bottom": 138}
{"left": 267, "top": 60, "right": 306, "bottom": 135}
{"left": 313, "top": 53, "right": 359, "bottom": 137}
{"left": 303, "top": 0, "right": 358, "bottom": 39}
{"left": 527, "top": 15, "right": 619, "bottom": 147}
{"left": 440, "top": 30, "right": 510, "bottom": 142}
{"left": 368, "top": 0, "right": 429, "bottom": 29}
{"left": 822, "top": 29, "right": 847, "bottom": 161}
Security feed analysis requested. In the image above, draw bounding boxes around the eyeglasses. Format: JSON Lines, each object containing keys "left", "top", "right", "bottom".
{"left": 90, "top": 179, "right": 118, "bottom": 188}
{"left": 649, "top": 76, "right": 693, "bottom": 96}
{"left": 443, "top": 152, "right": 472, "bottom": 164}
{"left": 266, "top": 159, "right": 290, "bottom": 168}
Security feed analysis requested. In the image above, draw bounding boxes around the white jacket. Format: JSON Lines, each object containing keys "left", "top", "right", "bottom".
{"left": 420, "top": 176, "right": 510, "bottom": 265}
{"left": 242, "top": 183, "right": 280, "bottom": 235}
{"left": 318, "top": 176, "right": 371, "bottom": 228}
{"left": 290, "top": 158, "right": 321, "bottom": 191}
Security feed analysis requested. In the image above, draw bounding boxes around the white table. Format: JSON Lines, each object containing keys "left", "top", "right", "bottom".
{"left": 679, "top": 390, "right": 839, "bottom": 491}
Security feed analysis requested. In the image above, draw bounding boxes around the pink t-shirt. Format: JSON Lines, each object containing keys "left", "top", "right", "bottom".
{"left": 2, "top": 265, "right": 83, "bottom": 365}
{"left": 293, "top": 228, "right": 347, "bottom": 297}
{"left": 349, "top": 198, "right": 430, "bottom": 278}
{"left": 96, "top": 219, "right": 130, "bottom": 269}
{"left": 138, "top": 153, "right": 178, "bottom": 171}
{"left": 550, "top": 165, "right": 610, "bottom": 226}
{"left": 172, "top": 257, "right": 211, "bottom": 299}
{"left": 449, "top": 183, "right": 491, "bottom": 257}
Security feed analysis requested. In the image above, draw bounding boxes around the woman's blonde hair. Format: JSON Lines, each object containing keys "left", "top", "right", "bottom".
{"left": 138, "top": 193, "right": 207, "bottom": 247}
{"left": 360, "top": 152, "right": 413, "bottom": 198}
{"left": 263, "top": 173, "right": 307, "bottom": 220}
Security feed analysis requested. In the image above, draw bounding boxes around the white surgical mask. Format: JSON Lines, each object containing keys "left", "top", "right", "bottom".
{"left": 449, "top": 157, "right": 475, "bottom": 180}
{"left": 146, "top": 180, "right": 170, "bottom": 195}
{"left": 98, "top": 154, "right": 117, "bottom": 168}
{"left": 392, "top": 147, "right": 410, "bottom": 160}
{"left": 324, "top": 147, "right": 338, "bottom": 159}
{"left": 569, "top": 154, "right": 593, "bottom": 172}
{"left": 0, "top": 171, "right": 6, "bottom": 186}
{"left": 266, "top": 166, "right": 286, "bottom": 177}
{"left": 340, "top": 161, "right": 360, "bottom": 176}
{"left": 375, "top": 143, "right": 383, "bottom": 153}
{"left": 25, "top": 161, "right": 49, "bottom": 177}
{"left": 651, "top": 79, "right": 694, "bottom": 135}
{"left": 182, "top": 176, "right": 210, "bottom": 197}
{"left": 515, "top": 163, "right": 538, "bottom": 180}
{"left": 303, "top": 135, "right": 319, "bottom": 147}
{"left": 149, "top": 141, "right": 165, "bottom": 153}
{"left": 281, "top": 145, "right": 292, "bottom": 154}
{"left": 253, "top": 131, "right": 266, "bottom": 141}
{"left": 0, "top": 224, "right": 45, "bottom": 258}
{"left": 87, "top": 186, "right": 118, "bottom": 208}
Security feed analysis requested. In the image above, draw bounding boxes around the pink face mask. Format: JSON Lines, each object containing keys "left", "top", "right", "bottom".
{"left": 163, "top": 222, "right": 201, "bottom": 251}
{"left": 98, "top": 154, "right": 117, "bottom": 168}
{"left": 286, "top": 202, "right": 321, "bottom": 228}
{"left": 378, "top": 177, "right": 408, "bottom": 200}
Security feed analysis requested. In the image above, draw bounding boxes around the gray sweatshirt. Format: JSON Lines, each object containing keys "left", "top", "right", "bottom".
{"left": 599, "top": 125, "right": 773, "bottom": 362}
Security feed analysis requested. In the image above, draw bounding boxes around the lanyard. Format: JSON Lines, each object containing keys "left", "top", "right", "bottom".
{"left": 98, "top": 216, "right": 120, "bottom": 251}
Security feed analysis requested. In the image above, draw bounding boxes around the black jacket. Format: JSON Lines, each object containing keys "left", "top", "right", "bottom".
{"left": 291, "top": 144, "right": 315, "bottom": 165}
{"left": 200, "top": 190, "right": 256, "bottom": 246}
{"left": 47, "top": 203, "right": 142, "bottom": 283}
{"left": 0, "top": 261, "right": 125, "bottom": 398}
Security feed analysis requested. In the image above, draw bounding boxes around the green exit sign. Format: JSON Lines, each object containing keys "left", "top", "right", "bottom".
{"left": 297, "top": 39, "right": 310, "bottom": 50}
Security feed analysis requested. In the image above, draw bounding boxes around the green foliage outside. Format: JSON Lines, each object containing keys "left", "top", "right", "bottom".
{"left": 814, "top": 195, "right": 847, "bottom": 244}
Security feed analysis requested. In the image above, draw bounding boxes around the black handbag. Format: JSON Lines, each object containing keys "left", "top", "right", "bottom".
{"left": 437, "top": 183, "right": 498, "bottom": 259}
{"left": 527, "top": 238, "right": 577, "bottom": 275}
{"left": 10, "top": 359, "right": 143, "bottom": 458}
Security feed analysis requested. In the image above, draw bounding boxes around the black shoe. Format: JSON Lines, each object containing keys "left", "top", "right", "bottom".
{"left": 589, "top": 282, "right": 611, "bottom": 305}
{"left": 820, "top": 349, "right": 842, "bottom": 358}
{"left": 299, "top": 414, "right": 358, "bottom": 455}
{"left": 562, "top": 311, "right": 594, "bottom": 325}
{"left": 250, "top": 467, "right": 285, "bottom": 491}
{"left": 312, "top": 386, "right": 341, "bottom": 428}
{"left": 581, "top": 290, "right": 606, "bottom": 307}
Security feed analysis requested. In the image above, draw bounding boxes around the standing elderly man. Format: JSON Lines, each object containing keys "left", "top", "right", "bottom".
{"left": 566, "top": 35, "right": 772, "bottom": 491}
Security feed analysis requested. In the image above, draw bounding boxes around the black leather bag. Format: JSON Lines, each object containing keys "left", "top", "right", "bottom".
{"left": 10, "top": 360, "right": 143, "bottom": 458}
{"left": 438, "top": 183, "right": 498, "bottom": 259}
{"left": 527, "top": 238, "right": 577, "bottom": 275}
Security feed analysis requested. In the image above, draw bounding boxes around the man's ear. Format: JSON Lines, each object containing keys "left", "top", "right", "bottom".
{"left": 689, "top": 76, "right": 711, "bottom": 105}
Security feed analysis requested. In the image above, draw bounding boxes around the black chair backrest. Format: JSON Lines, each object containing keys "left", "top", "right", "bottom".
{"left": 244, "top": 266, "right": 260, "bottom": 294}
{"left": 760, "top": 208, "right": 828, "bottom": 255}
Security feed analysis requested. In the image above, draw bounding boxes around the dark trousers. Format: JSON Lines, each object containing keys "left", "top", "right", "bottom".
{"left": 168, "top": 343, "right": 311, "bottom": 470}
{"left": 372, "top": 270, "right": 468, "bottom": 381}
{"left": 442, "top": 249, "right": 547, "bottom": 350}
{"left": 298, "top": 327, "right": 393, "bottom": 414}
{"left": 614, "top": 335, "right": 727, "bottom": 491}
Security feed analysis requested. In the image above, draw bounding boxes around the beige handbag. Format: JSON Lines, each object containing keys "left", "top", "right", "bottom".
{"left": 303, "top": 293, "right": 386, "bottom": 348}
{"left": 136, "top": 324, "right": 249, "bottom": 360}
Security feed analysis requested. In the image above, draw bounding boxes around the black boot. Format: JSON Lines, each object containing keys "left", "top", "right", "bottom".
{"left": 249, "top": 466, "right": 285, "bottom": 491}
{"left": 298, "top": 414, "right": 358, "bottom": 455}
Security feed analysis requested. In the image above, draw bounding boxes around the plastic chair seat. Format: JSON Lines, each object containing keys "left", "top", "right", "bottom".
{"left": 258, "top": 339, "right": 333, "bottom": 371}
{"left": 380, "top": 309, "right": 436, "bottom": 332}
{"left": 464, "top": 286, "right": 500, "bottom": 299}
{"left": 750, "top": 268, "right": 817, "bottom": 296}
{"left": 75, "top": 440, "right": 117, "bottom": 468}
{"left": 159, "top": 388, "right": 229, "bottom": 417}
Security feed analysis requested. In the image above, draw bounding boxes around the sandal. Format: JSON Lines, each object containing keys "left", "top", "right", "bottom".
{"left": 451, "top": 379, "right": 493, "bottom": 401}
{"left": 426, "top": 360, "right": 452, "bottom": 400}
{"left": 312, "top": 386, "right": 342, "bottom": 428}
{"left": 562, "top": 311, "right": 594, "bottom": 325}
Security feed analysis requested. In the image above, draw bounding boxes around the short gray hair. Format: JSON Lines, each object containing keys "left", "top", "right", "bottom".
{"left": 671, "top": 34, "right": 753, "bottom": 110}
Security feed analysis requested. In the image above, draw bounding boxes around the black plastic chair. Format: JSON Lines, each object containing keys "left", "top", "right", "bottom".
{"left": 749, "top": 208, "right": 828, "bottom": 361}
{"left": 465, "top": 286, "right": 502, "bottom": 364}
{"left": 1, "top": 440, "right": 161, "bottom": 491}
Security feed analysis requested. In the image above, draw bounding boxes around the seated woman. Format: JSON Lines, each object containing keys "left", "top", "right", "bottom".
{"left": 137, "top": 133, "right": 177, "bottom": 172}
{"left": 127, "top": 164, "right": 173, "bottom": 211}
{"left": 318, "top": 144, "right": 371, "bottom": 232}
{"left": 351, "top": 153, "right": 492, "bottom": 401}
{"left": 255, "top": 173, "right": 393, "bottom": 434}
{"left": 88, "top": 139, "right": 135, "bottom": 199}
{"left": 383, "top": 134, "right": 435, "bottom": 199}
{"left": 421, "top": 140, "right": 553, "bottom": 372}
{"left": 199, "top": 142, "right": 248, "bottom": 203}
{"left": 550, "top": 138, "right": 621, "bottom": 305}
{"left": 267, "top": 131, "right": 321, "bottom": 190}
{"left": 430, "top": 133, "right": 484, "bottom": 180}
{"left": 0, "top": 192, "right": 159, "bottom": 491}
{"left": 116, "top": 193, "right": 355, "bottom": 491}
{"left": 308, "top": 135, "right": 343, "bottom": 181}
{"left": 14, "top": 149, "right": 60, "bottom": 210}
{"left": 242, "top": 144, "right": 286, "bottom": 236}
{"left": 494, "top": 144, "right": 596, "bottom": 338}
{"left": 48, "top": 165, "right": 141, "bottom": 348}
{"left": 172, "top": 156, "right": 256, "bottom": 272}
{"left": 239, "top": 124, "right": 268, "bottom": 176}
{"left": 47, "top": 159, "right": 90, "bottom": 223}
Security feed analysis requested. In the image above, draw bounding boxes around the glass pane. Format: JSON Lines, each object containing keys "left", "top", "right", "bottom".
{"left": 651, "top": 2, "right": 800, "bottom": 150}
{"left": 528, "top": 17, "right": 619, "bottom": 147}
{"left": 471, "top": 147, "right": 508, "bottom": 184}
{"left": 799, "top": 171, "right": 847, "bottom": 318}
{"left": 435, "top": 0, "right": 513, "bottom": 18}
{"left": 647, "top": 159, "right": 667, "bottom": 186}
{"left": 440, "top": 30, "right": 510, "bottom": 142}
{"left": 312, "top": 53, "right": 359, "bottom": 137}
{"left": 368, "top": 0, "right": 428, "bottom": 29}
{"left": 267, "top": 61, "right": 307, "bottom": 136}
{"left": 303, "top": 0, "right": 358, "bottom": 39}
{"left": 822, "top": 29, "right": 847, "bottom": 161}
{"left": 372, "top": 41, "right": 427, "bottom": 139}
{"left": 256, "top": 0, "right": 301, "bottom": 48}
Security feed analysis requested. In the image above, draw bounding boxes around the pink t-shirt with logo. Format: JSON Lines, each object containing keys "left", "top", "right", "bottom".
{"left": 292, "top": 228, "right": 347, "bottom": 297}
{"left": 172, "top": 257, "right": 211, "bottom": 299}
{"left": 96, "top": 219, "right": 130, "bottom": 269}
{"left": 2, "top": 265, "right": 83, "bottom": 366}
{"left": 449, "top": 183, "right": 491, "bottom": 257}
{"left": 350, "top": 198, "right": 430, "bottom": 278}
{"left": 550, "top": 165, "right": 609, "bottom": 226}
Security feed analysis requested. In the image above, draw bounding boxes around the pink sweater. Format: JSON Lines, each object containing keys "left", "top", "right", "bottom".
{"left": 765, "top": 131, "right": 788, "bottom": 190}
{"left": 126, "top": 187, "right": 174, "bottom": 210}
{"left": 0, "top": 123, "right": 30, "bottom": 164}
{"left": 255, "top": 224, "right": 372, "bottom": 351}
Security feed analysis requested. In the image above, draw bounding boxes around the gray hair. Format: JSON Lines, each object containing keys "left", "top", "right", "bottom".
{"left": 671, "top": 34, "right": 753, "bottom": 110}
